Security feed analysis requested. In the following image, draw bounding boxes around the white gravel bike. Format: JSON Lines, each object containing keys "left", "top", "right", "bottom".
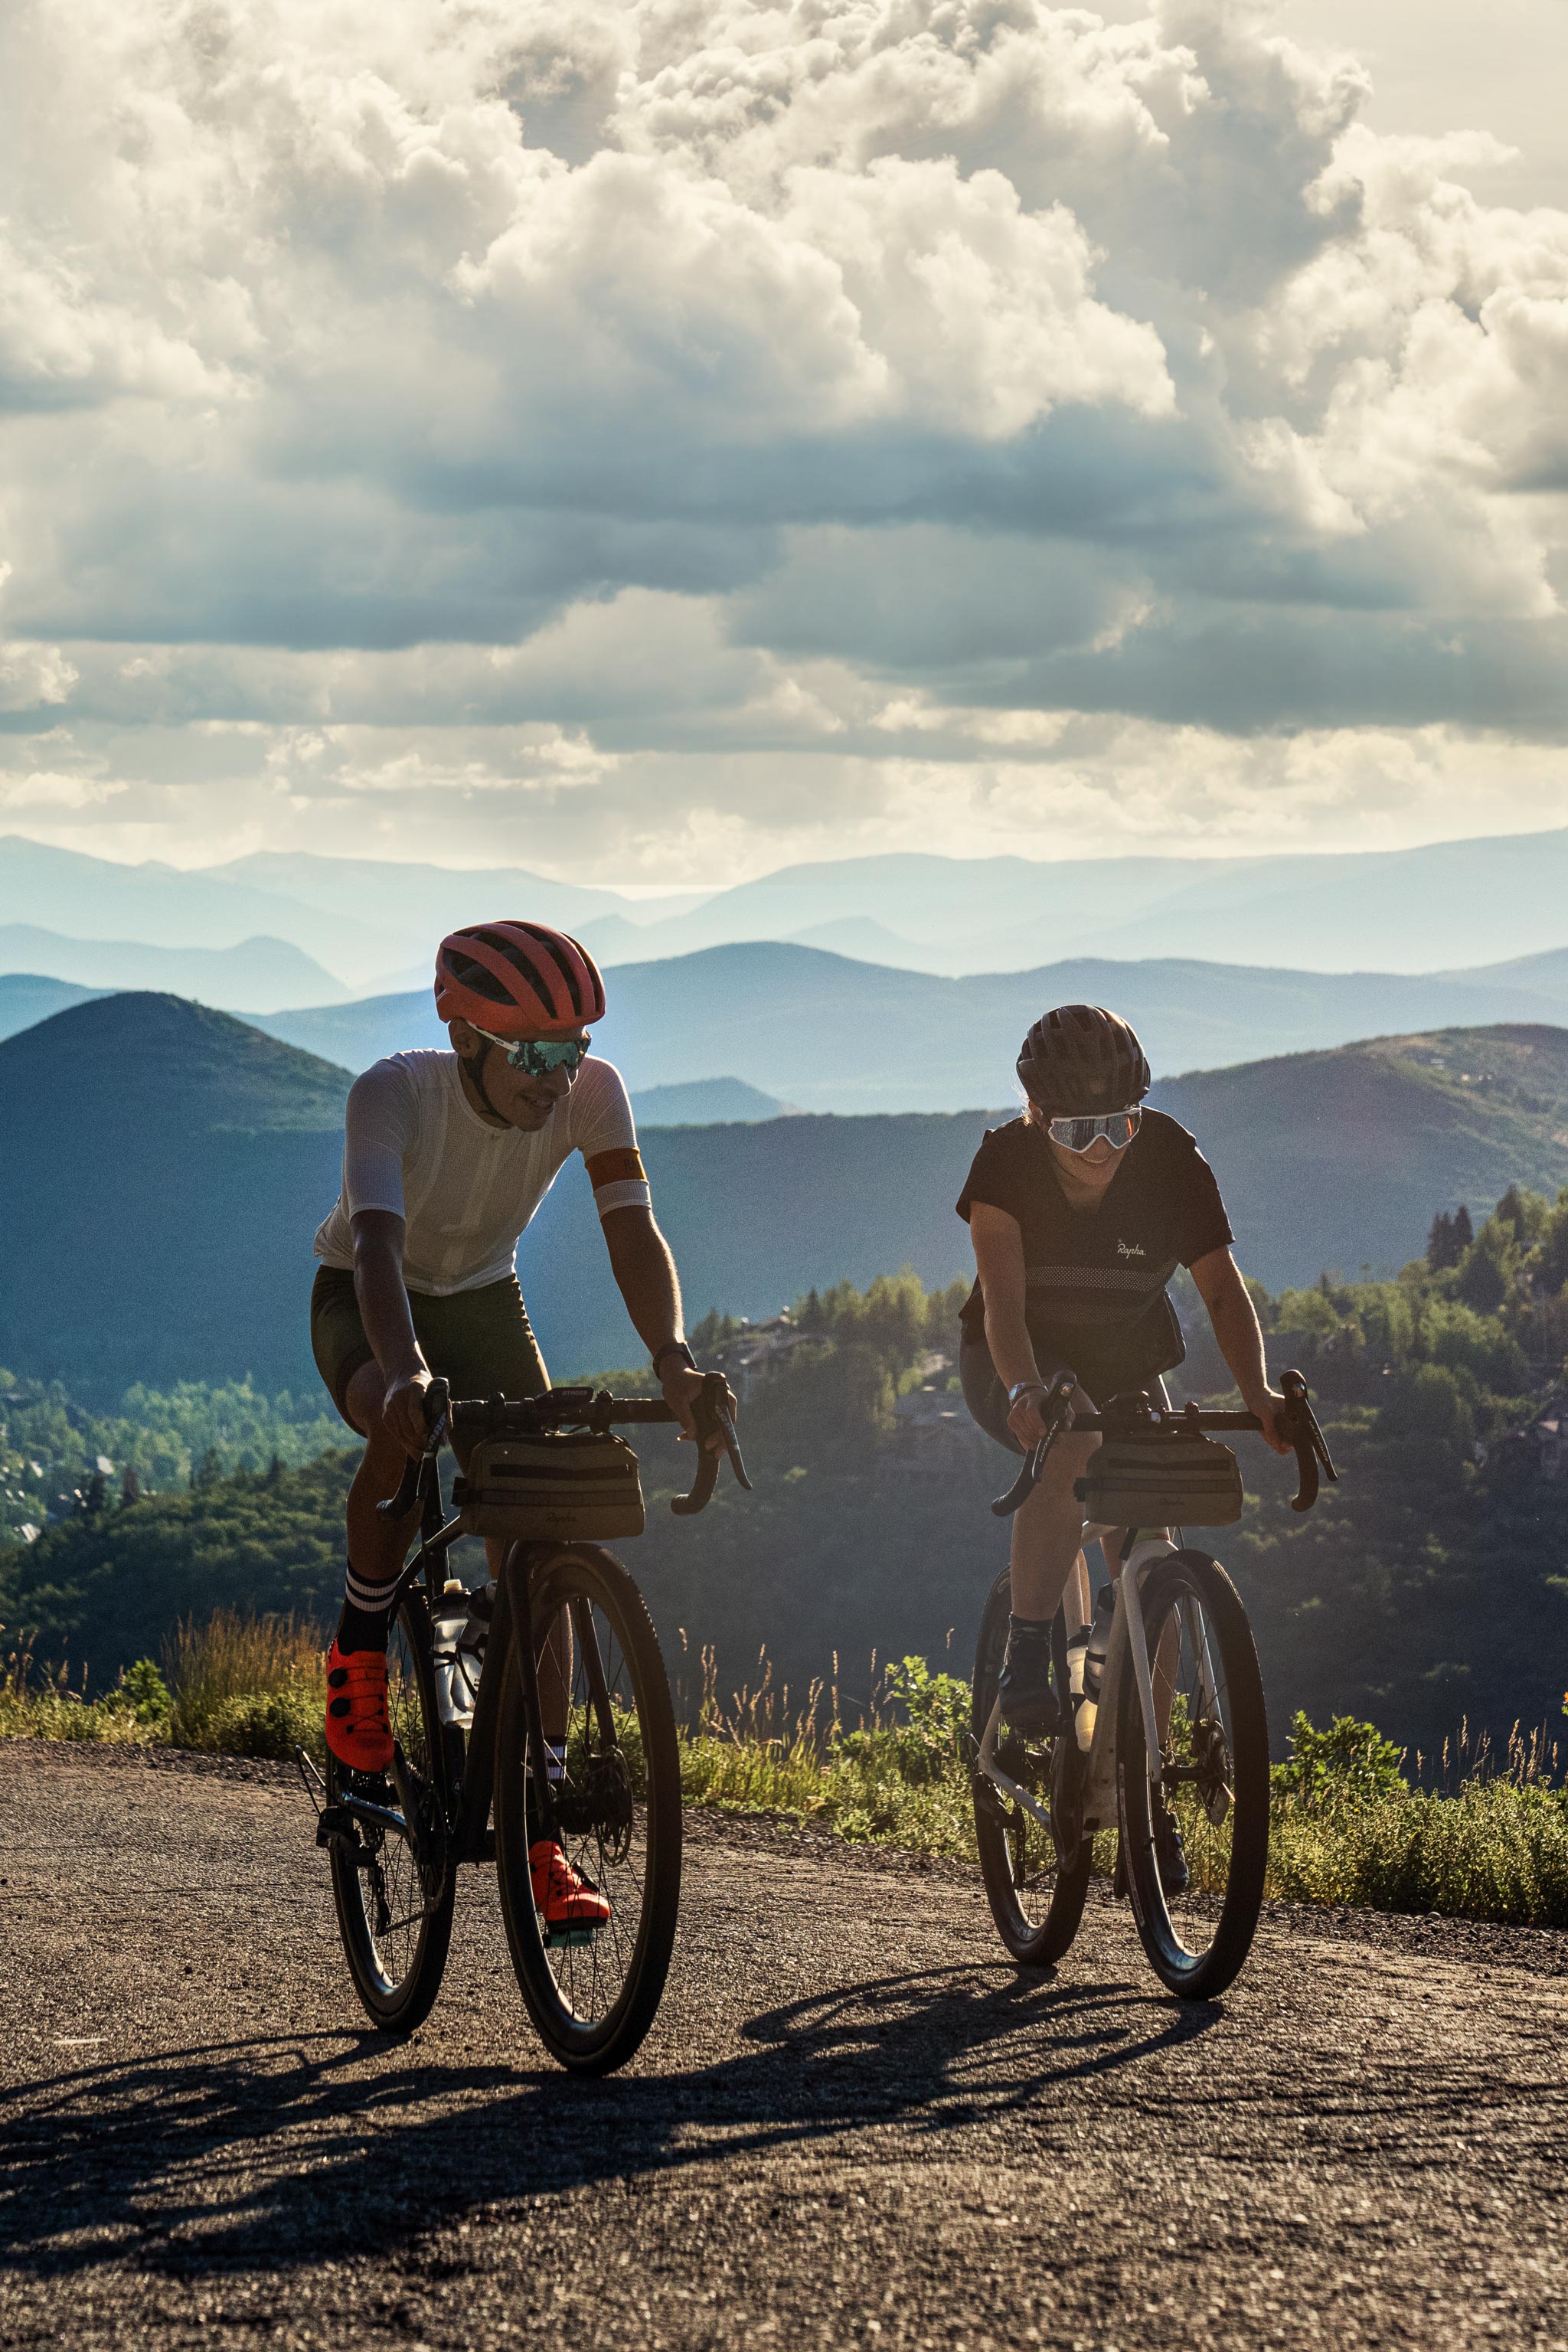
{"left": 970, "top": 1371, "right": 1336, "bottom": 1999}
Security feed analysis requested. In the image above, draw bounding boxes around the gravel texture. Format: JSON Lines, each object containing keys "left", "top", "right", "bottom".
{"left": 2, "top": 1741, "right": 1566, "bottom": 2350}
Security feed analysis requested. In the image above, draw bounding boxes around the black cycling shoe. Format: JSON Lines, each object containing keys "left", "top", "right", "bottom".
{"left": 998, "top": 1617, "right": 1060, "bottom": 1739}
{"left": 1154, "top": 1803, "right": 1190, "bottom": 1897}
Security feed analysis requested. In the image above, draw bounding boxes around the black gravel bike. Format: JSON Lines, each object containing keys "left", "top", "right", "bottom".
{"left": 300, "top": 1373, "right": 748, "bottom": 2073}
{"left": 970, "top": 1370, "right": 1335, "bottom": 2000}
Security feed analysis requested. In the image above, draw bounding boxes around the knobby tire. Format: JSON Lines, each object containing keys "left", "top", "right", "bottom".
{"left": 493, "top": 1545, "right": 682, "bottom": 2074}
{"left": 972, "top": 1567, "right": 1092, "bottom": 1966}
{"left": 328, "top": 1592, "right": 456, "bottom": 2034}
{"left": 1116, "top": 1547, "right": 1269, "bottom": 2000}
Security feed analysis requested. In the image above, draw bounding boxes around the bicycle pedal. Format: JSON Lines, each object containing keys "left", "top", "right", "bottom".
{"left": 544, "top": 1923, "right": 600, "bottom": 1949}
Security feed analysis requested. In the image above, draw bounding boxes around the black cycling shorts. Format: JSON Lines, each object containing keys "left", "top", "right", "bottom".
{"left": 959, "top": 1331, "right": 1168, "bottom": 1455}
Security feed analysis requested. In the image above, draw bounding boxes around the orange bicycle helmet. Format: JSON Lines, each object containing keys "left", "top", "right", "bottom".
{"left": 434, "top": 921, "right": 606, "bottom": 1034}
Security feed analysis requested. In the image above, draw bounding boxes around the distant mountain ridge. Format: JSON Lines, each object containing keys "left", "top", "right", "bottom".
{"left": 4, "top": 993, "right": 1566, "bottom": 1399}
{"left": 248, "top": 939, "right": 1568, "bottom": 1114}
{"left": 0, "top": 924, "right": 345, "bottom": 1011}
{"left": 8, "top": 825, "right": 1568, "bottom": 988}
{"left": 0, "top": 974, "right": 106, "bottom": 1040}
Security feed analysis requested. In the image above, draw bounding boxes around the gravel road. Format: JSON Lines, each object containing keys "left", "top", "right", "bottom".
{"left": 2, "top": 1742, "right": 1567, "bottom": 2351}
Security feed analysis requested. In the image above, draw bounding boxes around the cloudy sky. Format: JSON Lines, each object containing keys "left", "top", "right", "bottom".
{"left": 2, "top": 0, "right": 1566, "bottom": 887}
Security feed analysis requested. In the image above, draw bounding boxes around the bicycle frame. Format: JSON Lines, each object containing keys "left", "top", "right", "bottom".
{"left": 309, "top": 1371, "right": 750, "bottom": 1867}
{"left": 975, "top": 1524, "right": 1174, "bottom": 1834}
{"left": 974, "top": 1368, "right": 1335, "bottom": 1848}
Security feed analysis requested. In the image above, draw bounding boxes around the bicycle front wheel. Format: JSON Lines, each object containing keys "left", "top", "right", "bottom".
{"left": 1116, "top": 1548, "right": 1269, "bottom": 2000}
{"left": 328, "top": 1594, "right": 456, "bottom": 2034}
{"left": 494, "top": 1546, "right": 681, "bottom": 2074}
{"left": 971, "top": 1568, "right": 1092, "bottom": 1966}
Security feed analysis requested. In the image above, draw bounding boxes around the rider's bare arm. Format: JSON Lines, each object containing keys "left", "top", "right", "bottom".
{"left": 969, "top": 1202, "right": 1057, "bottom": 1450}
{"left": 351, "top": 1208, "right": 432, "bottom": 1455}
{"left": 600, "top": 1204, "right": 720, "bottom": 1449}
{"left": 1189, "top": 1247, "right": 1291, "bottom": 1454}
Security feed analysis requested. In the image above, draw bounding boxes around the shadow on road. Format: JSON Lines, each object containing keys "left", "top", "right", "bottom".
{"left": 0, "top": 1960, "right": 1217, "bottom": 2278}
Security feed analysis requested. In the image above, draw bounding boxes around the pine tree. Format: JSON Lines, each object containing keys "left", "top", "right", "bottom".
{"left": 1453, "top": 1203, "right": 1475, "bottom": 1250}
{"left": 119, "top": 1465, "right": 142, "bottom": 1508}
{"left": 1427, "top": 1210, "right": 1455, "bottom": 1271}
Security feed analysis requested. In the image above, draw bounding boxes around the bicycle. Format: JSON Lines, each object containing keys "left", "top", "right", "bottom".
{"left": 969, "top": 1369, "right": 1336, "bottom": 2000}
{"left": 299, "top": 1370, "right": 749, "bottom": 2073}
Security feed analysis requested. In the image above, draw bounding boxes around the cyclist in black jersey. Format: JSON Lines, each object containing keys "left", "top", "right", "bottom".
{"left": 956, "top": 1004, "right": 1292, "bottom": 1750}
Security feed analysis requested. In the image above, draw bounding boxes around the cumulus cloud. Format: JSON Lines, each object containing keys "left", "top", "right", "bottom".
{"left": 0, "top": 0, "right": 1564, "bottom": 875}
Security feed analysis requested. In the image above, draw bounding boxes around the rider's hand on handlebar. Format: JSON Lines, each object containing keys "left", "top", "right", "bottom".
{"left": 1005, "top": 1383, "right": 1052, "bottom": 1452}
{"left": 1246, "top": 1386, "right": 1295, "bottom": 1457}
{"left": 384, "top": 1364, "right": 435, "bottom": 1459}
{"left": 662, "top": 1361, "right": 734, "bottom": 1452}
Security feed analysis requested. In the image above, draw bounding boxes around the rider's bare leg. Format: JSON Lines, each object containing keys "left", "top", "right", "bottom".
{"left": 343, "top": 1358, "right": 422, "bottom": 1588}
{"left": 1007, "top": 1387, "right": 1099, "bottom": 1622}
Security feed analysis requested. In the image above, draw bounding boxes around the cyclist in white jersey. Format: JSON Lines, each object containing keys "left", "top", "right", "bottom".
{"left": 309, "top": 919, "right": 727, "bottom": 1934}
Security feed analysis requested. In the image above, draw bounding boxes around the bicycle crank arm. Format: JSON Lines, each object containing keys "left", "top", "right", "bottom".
{"left": 316, "top": 1793, "right": 409, "bottom": 1841}
{"left": 975, "top": 1702, "right": 1055, "bottom": 1835}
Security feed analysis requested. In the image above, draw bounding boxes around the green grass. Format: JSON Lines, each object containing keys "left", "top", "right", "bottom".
{"left": 7, "top": 1613, "right": 1568, "bottom": 1929}
{"left": 1, "top": 1608, "right": 327, "bottom": 1762}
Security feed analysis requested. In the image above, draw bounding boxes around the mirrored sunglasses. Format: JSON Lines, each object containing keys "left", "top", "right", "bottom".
{"left": 1047, "top": 1108, "right": 1142, "bottom": 1153}
{"left": 472, "top": 1024, "right": 590, "bottom": 1078}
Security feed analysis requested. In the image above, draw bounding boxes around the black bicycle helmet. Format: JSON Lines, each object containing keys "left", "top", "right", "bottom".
{"left": 1016, "top": 1004, "right": 1151, "bottom": 1113}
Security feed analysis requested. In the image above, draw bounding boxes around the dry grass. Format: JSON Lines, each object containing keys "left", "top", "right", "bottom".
{"left": 8, "top": 1609, "right": 1568, "bottom": 1928}
{"left": 163, "top": 1608, "right": 327, "bottom": 1759}
{"left": 0, "top": 1634, "right": 156, "bottom": 1743}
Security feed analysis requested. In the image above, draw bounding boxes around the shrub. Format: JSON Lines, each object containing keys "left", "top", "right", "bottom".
{"left": 164, "top": 1607, "right": 325, "bottom": 1759}
{"left": 1272, "top": 1710, "right": 1408, "bottom": 1809}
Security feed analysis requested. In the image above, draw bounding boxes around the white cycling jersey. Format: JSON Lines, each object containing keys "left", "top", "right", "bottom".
{"left": 312, "top": 1050, "right": 651, "bottom": 1296}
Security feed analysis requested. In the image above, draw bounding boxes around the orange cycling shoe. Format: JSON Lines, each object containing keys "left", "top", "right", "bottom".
{"left": 325, "top": 1639, "right": 394, "bottom": 1773}
{"left": 530, "top": 1838, "right": 611, "bottom": 1932}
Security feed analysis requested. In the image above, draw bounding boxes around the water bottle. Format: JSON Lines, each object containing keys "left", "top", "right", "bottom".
{"left": 1071, "top": 1585, "right": 1117, "bottom": 1753}
{"left": 452, "top": 1579, "right": 495, "bottom": 1722}
{"left": 432, "top": 1581, "right": 471, "bottom": 1728}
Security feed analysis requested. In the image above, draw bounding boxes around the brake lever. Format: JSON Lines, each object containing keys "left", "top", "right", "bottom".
{"left": 670, "top": 1370, "right": 749, "bottom": 1516}
{"left": 990, "top": 1371, "right": 1078, "bottom": 1518}
{"left": 1280, "top": 1367, "right": 1337, "bottom": 1514}
{"left": 375, "top": 1377, "right": 450, "bottom": 1520}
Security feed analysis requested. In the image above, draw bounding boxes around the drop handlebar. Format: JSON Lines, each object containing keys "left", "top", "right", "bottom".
{"left": 375, "top": 1369, "right": 751, "bottom": 1523}
{"left": 989, "top": 1365, "right": 1338, "bottom": 1520}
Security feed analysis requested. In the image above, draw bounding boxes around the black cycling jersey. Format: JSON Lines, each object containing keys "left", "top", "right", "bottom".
{"left": 955, "top": 1109, "right": 1233, "bottom": 1399}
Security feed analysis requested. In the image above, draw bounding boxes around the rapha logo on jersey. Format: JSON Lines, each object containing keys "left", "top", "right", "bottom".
{"left": 1117, "top": 1240, "right": 1146, "bottom": 1260}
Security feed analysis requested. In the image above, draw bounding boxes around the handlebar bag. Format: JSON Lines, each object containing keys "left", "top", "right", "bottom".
{"left": 1076, "top": 1430, "right": 1244, "bottom": 1528}
{"left": 452, "top": 1431, "right": 646, "bottom": 1540}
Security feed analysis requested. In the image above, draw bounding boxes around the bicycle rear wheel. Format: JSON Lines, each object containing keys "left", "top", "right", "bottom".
{"left": 971, "top": 1567, "right": 1092, "bottom": 1966}
{"left": 1116, "top": 1548, "right": 1269, "bottom": 2000}
{"left": 328, "top": 1594, "right": 456, "bottom": 2033}
{"left": 494, "top": 1545, "right": 681, "bottom": 2073}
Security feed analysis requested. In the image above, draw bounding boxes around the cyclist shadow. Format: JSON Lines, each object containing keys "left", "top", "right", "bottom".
{"left": 0, "top": 1963, "right": 1219, "bottom": 2282}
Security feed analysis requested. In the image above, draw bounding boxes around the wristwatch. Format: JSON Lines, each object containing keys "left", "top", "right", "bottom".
{"left": 653, "top": 1339, "right": 697, "bottom": 1378}
{"left": 1008, "top": 1378, "right": 1047, "bottom": 1406}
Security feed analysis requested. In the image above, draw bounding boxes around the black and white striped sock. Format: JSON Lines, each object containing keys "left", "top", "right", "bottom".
{"left": 337, "top": 1562, "right": 396, "bottom": 1655}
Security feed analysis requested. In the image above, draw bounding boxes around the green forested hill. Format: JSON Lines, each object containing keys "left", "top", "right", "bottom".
{"left": 7, "top": 1242, "right": 1568, "bottom": 1761}
{"left": 0, "top": 995, "right": 349, "bottom": 1398}
{"left": 5, "top": 992, "right": 1568, "bottom": 1399}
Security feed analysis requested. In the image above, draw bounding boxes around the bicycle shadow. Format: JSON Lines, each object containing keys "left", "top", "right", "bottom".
{"left": 0, "top": 1960, "right": 1218, "bottom": 2281}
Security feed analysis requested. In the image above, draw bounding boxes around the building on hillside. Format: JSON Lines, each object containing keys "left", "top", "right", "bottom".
{"left": 893, "top": 1362, "right": 989, "bottom": 1472}
{"left": 710, "top": 1313, "right": 815, "bottom": 1405}
{"left": 1489, "top": 1395, "right": 1568, "bottom": 1483}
